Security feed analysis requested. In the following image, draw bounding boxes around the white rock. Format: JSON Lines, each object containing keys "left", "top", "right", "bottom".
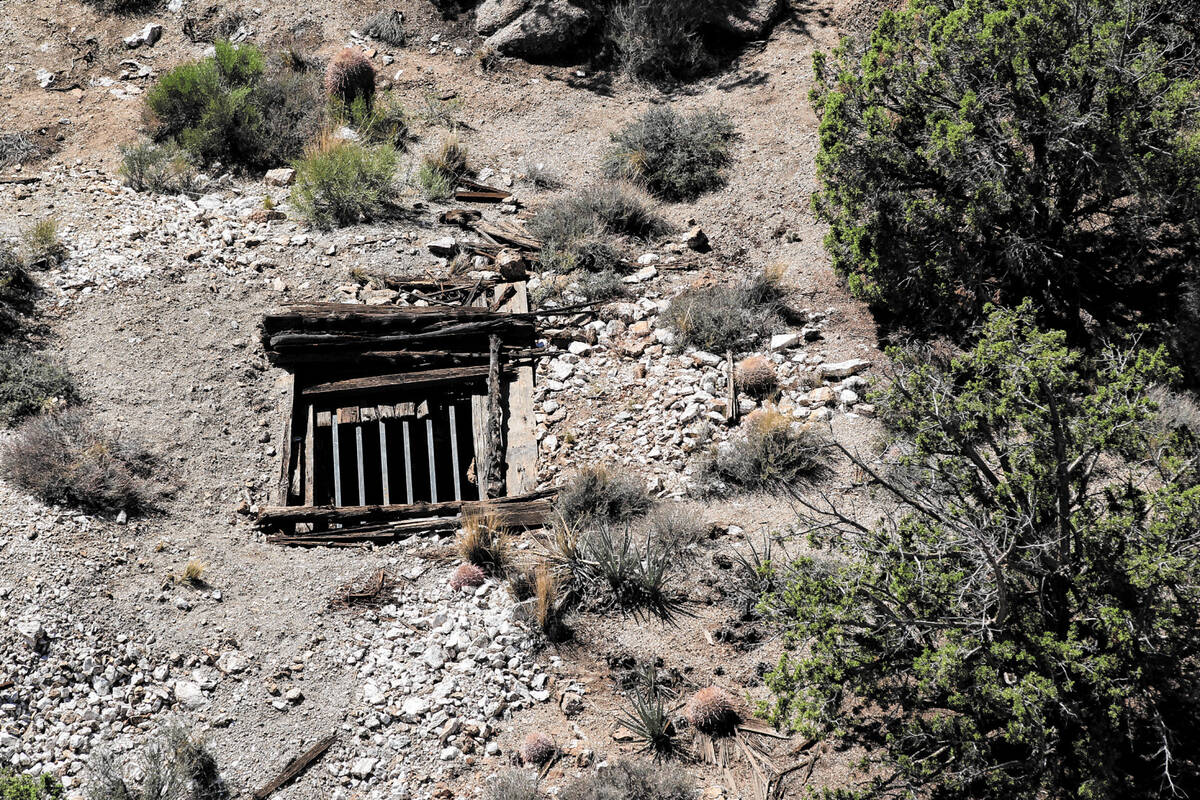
{"left": 173, "top": 681, "right": 205, "bottom": 709}
{"left": 264, "top": 168, "right": 295, "bottom": 186}
{"left": 769, "top": 333, "right": 802, "bottom": 351}
{"left": 350, "top": 757, "right": 377, "bottom": 778}
{"left": 818, "top": 359, "right": 872, "bottom": 380}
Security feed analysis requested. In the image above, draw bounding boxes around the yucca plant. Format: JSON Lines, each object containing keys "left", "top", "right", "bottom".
{"left": 617, "top": 689, "right": 678, "bottom": 760}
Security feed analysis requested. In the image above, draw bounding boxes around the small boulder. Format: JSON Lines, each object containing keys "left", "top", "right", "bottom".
{"left": 426, "top": 237, "right": 459, "bottom": 257}
{"left": 264, "top": 168, "right": 295, "bottom": 186}
{"left": 495, "top": 248, "right": 529, "bottom": 281}
{"left": 818, "top": 359, "right": 872, "bottom": 380}
{"left": 124, "top": 23, "right": 163, "bottom": 49}
{"left": 683, "top": 225, "right": 710, "bottom": 252}
{"left": 769, "top": 333, "right": 802, "bottom": 351}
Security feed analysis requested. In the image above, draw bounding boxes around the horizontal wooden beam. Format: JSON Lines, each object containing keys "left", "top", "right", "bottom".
{"left": 256, "top": 488, "right": 555, "bottom": 529}
{"left": 301, "top": 365, "right": 500, "bottom": 399}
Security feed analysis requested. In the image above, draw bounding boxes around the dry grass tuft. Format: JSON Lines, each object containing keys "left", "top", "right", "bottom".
{"left": 181, "top": 559, "right": 207, "bottom": 585}
{"left": 456, "top": 512, "right": 508, "bottom": 574}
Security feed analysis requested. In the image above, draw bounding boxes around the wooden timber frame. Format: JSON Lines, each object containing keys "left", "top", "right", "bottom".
{"left": 256, "top": 283, "right": 546, "bottom": 545}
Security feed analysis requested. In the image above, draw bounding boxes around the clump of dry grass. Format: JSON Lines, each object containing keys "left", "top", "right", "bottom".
{"left": 1, "top": 410, "right": 165, "bottom": 515}
{"left": 23, "top": 218, "right": 67, "bottom": 269}
{"left": 417, "top": 134, "right": 470, "bottom": 200}
{"left": 180, "top": 559, "right": 207, "bottom": 585}
{"left": 554, "top": 465, "right": 652, "bottom": 528}
{"left": 456, "top": 512, "right": 508, "bottom": 574}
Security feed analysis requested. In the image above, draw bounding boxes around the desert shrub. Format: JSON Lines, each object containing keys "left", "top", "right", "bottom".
{"left": 421, "top": 92, "right": 464, "bottom": 128}
{"left": 145, "top": 40, "right": 321, "bottom": 170}
{"left": 456, "top": 512, "right": 508, "bottom": 574}
{"left": 530, "top": 183, "right": 668, "bottom": 272}
{"left": 555, "top": 465, "right": 651, "bottom": 527}
{"left": 646, "top": 505, "right": 704, "bottom": 550}
{"left": 575, "top": 268, "right": 625, "bottom": 303}
{"left": 0, "top": 770, "right": 62, "bottom": 799}
{"left": 0, "top": 347, "right": 77, "bottom": 427}
{"left": 119, "top": 141, "right": 202, "bottom": 195}
{"left": 604, "top": 106, "right": 738, "bottom": 201}
{"left": 561, "top": 760, "right": 696, "bottom": 800}
{"left": 291, "top": 141, "right": 397, "bottom": 229}
{"left": 86, "top": 722, "right": 226, "bottom": 800}
{"left": 334, "top": 94, "right": 410, "bottom": 149}
{"left": 0, "top": 133, "right": 39, "bottom": 169}
{"left": 607, "top": 0, "right": 713, "bottom": 82}
{"left": 23, "top": 219, "right": 66, "bottom": 269}
{"left": 0, "top": 245, "right": 37, "bottom": 334}
{"left": 486, "top": 772, "right": 539, "bottom": 800}
{"left": 416, "top": 135, "right": 470, "bottom": 200}
{"left": 362, "top": 9, "right": 406, "bottom": 46}
{"left": 695, "top": 410, "right": 827, "bottom": 495}
{"left": 524, "top": 161, "right": 562, "bottom": 190}
{"left": 2, "top": 410, "right": 163, "bottom": 515}
{"left": 663, "top": 270, "right": 784, "bottom": 352}
{"left": 325, "top": 48, "right": 376, "bottom": 107}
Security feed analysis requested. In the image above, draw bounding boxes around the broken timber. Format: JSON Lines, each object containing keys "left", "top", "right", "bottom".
{"left": 251, "top": 734, "right": 336, "bottom": 800}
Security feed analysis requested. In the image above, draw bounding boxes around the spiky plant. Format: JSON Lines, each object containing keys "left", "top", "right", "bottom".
{"left": 735, "top": 355, "right": 778, "bottom": 399}
{"left": 450, "top": 562, "right": 486, "bottom": 591}
{"left": 684, "top": 687, "right": 739, "bottom": 736}
{"left": 325, "top": 47, "right": 375, "bottom": 108}
{"left": 520, "top": 731, "right": 556, "bottom": 765}
{"left": 618, "top": 689, "right": 677, "bottom": 759}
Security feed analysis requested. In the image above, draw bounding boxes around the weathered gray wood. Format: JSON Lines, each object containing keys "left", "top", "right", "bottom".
{"left": 331, "top": 415, "right": 343, "bottom": 508}
{"left": 402, "top": 419, "right": 414, "bottom": 504}
{"left": 303, "top": 405, "right": 315, "bottom": 506}
{"left": 379, "top": 414, "right": 391, "bottom": 506}
{"left": 484, "top": 333, "right": 505, "bottom": 498}
{"left": 258, "top": 488, "right": 556, "bottom": 527}
{"left": 278, "top": 374, "right": 296, "bottom": 506}
{"left": 449, "top": 403, "right": 462, "bottom": 502}
{"left": 251, "top": 734, "right": 336, "bottom": 800}
{"left": 499, "top": 282, "right": 538, "bottom": 495}
{"left": 426, "top": 417, "right": 438, "bottom": 503}
{"left": 301, "top": 365, "right": 494, "bottom": 399}
{"left": 355, "top": 423, "right": 366, "bottom": 507}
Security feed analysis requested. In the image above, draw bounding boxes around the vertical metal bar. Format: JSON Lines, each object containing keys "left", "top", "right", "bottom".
{"left": 402, "top": 418, "right": 414, "bottom": 504}
{"left": 378, "top": 414, "right": 391, "bottom": 506}
{"left": 448, "top": 403, "right": 462, "bottom": 501}
{"left": 303, "top": 405, "right": 315, "bottom": 506}
{"left": 427, "top": 416, "right": 438, "bottom": 503}
{"left": 331, "top": 412, "right": 343, "bottom": 507}
{"left": 355, "top": 420, "right": 366, "bottom": 507}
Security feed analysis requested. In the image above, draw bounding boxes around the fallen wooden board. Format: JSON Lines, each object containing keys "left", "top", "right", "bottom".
{"left": 252, "top": 734, "right": 336, "bottom": 800}
{"left": 266, "top": 503, "right": 550, "bottom": 546}
{"left": 454, "top": 190, "right": 509, "bottom": 203}
{"left": 474, "top": 220, "right": 542, "bottom": 251}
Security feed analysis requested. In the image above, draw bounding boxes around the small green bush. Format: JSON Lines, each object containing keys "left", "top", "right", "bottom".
{"left": 2, "top": 410, "right": 164, "bottom": 515}
{"left": 292, "top": 141, "right": 397, "bottom": 229}
{"left": 556, "top": 465, "right": 651, "bottom": 527}
{"left": 145, "top": 40, "right": 322, "bottom": 170}
{"left": 695, "top": 410, "right": 828, "bottom": 495}
{"left": 416, "top": 134, "right": 470, "bottom": 200}
{"left": 415, "top": 162, "right": 454, "bottom": 201}
{"left": 575, "top": 268, "right": 626, "bottom": 303}
{"left": 0, "top": 769, "right": 63, "bottom": 800}
{"left": 605, "top": 106, "right": 738, "bottom": 201}
{"left": 119, "top": 141, "right": 202, "bottom": 195}
{"left": 334, "top": 94, "right": 410, "bottom": 149}
{"left": 22, "top": 219, "right": 66, "bottom": 269}
{"left": 362, "top": 9, "right": 407, "bottom": 46}
{"left": 561, "top": 760, "right": 696, "bottom": 800}
{"left": 0, "top": 347, "right": 77, "bottom": 427}
{"left": 663, "top": 270, "right": 783, "bottom": 352}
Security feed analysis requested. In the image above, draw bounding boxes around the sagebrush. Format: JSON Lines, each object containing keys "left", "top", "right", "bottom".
{"left": 119, "top": 141, "right": 202, "bottom": 195}
{"left": 291, "top": 140, "right": 397, "bottom": 229}
{"left": 0, "top": 347, "right": 77, "bottom": 427}
{"left": 663, "top": 270, "right": 784, "bottom": 352}
{"left": 555, "top": 465, "right": 651, "bottom": 527}
{"left": 695, "top": 410, "right": 827, "bottom": 495}
{"left": 605, "top": 106, "right": 738, "bottom": 201}
{"left": 86, "top": 722, "right": 226, "bottom": 800}
{"left": 561, "top": 760, "right": 696, "bottom": 800}
{"left": 2, "top": 411, "right": 164, "bottom": 515}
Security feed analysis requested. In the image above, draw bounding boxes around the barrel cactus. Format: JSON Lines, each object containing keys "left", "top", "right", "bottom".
{"left": 684, "top": 686, "right": 740, "bottom": 735}
{"left": 520, "top": 731, "right": 555, "bottom": 765}
{"left": 736, "top": 355, "right": 778, "bottom": 398}
{"left": 325, "top": 47, "right": 376, "bottom": 107}
{"left": 450, "top": 563, "right": 486, "bottom": 591}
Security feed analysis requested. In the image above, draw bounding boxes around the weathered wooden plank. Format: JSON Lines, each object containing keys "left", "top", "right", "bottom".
{"left": 402, "top": 419, "right": 414, "bottom": 504}
{"left": 316, "top": 410, "right": 333, "bottom": 428}
{"left": 379, "top": 415, "right": 391, "bottom": 506}
{"left": 278, "top": 374, "right": 296, "bottom": 506}
{"left": 426, "top": 416, "right": 438, "bottom": 503}
{"left": 300, "top": 365, "right": 494, "bottom": 399}
{"left": 257, "top": 488, "right": 556, "bottom": 526}
{"left": 338, "top": 406, "right": 360, "bottom": 424}
{"left": 251, "top": 734, "right": 336, "bottom": 800}
{"left": 449, "top": 403, "right": 462, "bottom": 502}
{"left": 303, "top": 405, "right": 315, "bottom": 506}
{"left": 498, "top": 282, "right": 538, "bottom": 495}
{"left": 483, "top": 333, "right": 505, "bottom": 498}
{"left": 355, "top": 423, "right": 366, "bottom": 507}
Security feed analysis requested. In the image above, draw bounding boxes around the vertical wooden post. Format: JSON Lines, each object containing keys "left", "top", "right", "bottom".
{"left": 449, "top": 403, "right": 462, "bottom": 501}
{"left": 303, "top": 405, "right": 315, "bottom": 506}
{"left": 726, "top": 349, "right": 739, "bottom": 424}
{"left": 484, "top": 333, "right": 505, "bottom": 499}
{"left": 426, "top": 416, "right": 438, "bottom": 503}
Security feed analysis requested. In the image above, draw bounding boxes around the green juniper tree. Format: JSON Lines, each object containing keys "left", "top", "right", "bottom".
{"left": 811, "top": 0, "right": 1200, "bottom": 339}
{"left": 767, "top": 303, "right": 1200, "bottom": 798}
